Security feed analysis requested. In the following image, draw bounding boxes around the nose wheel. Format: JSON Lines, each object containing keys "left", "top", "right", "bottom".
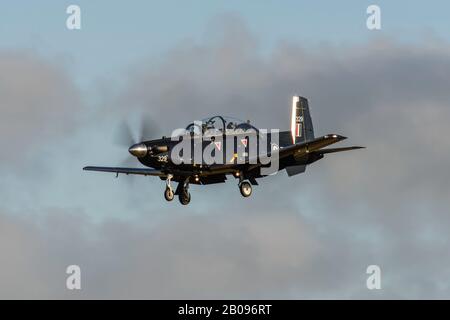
{"left": 239, "top": 181, "right": 252, "bottom": 197}
{"left": 164, "top": 187, "right": 174, "bottom": 201}
{"left": 164, "top": 174, "right": 175, "bottom": 202}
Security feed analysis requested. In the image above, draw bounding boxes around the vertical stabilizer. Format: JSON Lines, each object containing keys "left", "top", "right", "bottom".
{"left": 290, "top": 96, "right": 314, "bottom": 144}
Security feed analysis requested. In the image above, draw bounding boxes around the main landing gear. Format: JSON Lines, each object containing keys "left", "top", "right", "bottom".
{"left": 178, "top": 188, "right": 191, "bottom": 205}
{"left": 237, "top": 172, "right": 253, "bottom": 198}
{"left": 239, "top": 181, "right": 252, "bottom": 197}
{"left": 164, "top": 175, "right": 254, "bottom": 204}
{"left": 178, "top": 178, "right": 191, "bottom": 205}
{"left": 176, "top": 177, "right": 191, "bottom": 205}
{"left": 164, "top": 175, "right": 191, "bottom": 205}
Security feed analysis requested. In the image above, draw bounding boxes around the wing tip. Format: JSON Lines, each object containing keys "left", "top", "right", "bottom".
{"left": 346, "top": 146, "right": 365, "bottom": 150}
{"left": 324, "top": 134, "right": 347, "bottom": 140}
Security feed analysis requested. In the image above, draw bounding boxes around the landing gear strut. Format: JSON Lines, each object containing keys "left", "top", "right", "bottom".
{"left": 164, "top": 174, "right": 174, "bottom": 201}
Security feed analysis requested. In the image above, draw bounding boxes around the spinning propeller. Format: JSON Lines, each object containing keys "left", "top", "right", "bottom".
{"left": 115, "top": 116, "right": 157, "bottom": 165}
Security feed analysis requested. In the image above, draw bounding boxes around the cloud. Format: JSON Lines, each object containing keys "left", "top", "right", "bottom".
{"left": 0, "top": 208, "right": 320, "bottom": 299}
{"left": 2, "top": 16, "right": 450, "bottom": 299}
{"left": 0, "top": 50, "right": 81, "bottom": 164}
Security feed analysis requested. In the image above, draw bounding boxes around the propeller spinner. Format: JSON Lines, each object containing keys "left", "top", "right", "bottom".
{"left": 128, "top": 143, "right": 148, "bottom": 157}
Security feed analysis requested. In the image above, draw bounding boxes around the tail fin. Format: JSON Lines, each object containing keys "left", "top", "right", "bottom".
{"left": 290, "top": 96, "right": 314, "bottom": 144}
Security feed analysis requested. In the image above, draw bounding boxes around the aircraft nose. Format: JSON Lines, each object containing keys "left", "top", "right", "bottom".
{"left": 128, "top": 143, "right": 148, "bottom": 157}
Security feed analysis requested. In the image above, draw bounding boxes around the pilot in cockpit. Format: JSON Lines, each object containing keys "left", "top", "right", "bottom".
{"left": 226, "top": 121, "right": 236, "bottom": 130}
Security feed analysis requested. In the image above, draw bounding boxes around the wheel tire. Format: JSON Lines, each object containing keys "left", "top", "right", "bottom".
{"left": 239, "top": 181, "right": 252, "bottom": 197}
{"left": 178, "top": 190, "right": 191, "bottom": 205}
{"left": 164, "top": 187, "right": 174, "bottom": 201}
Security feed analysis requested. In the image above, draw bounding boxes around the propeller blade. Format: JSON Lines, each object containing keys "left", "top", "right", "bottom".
{"left": 115, "top": 121, "right": 135, "bottom": 147}
{"left": 139, "top": 115, "right": 158, "bottom": 142}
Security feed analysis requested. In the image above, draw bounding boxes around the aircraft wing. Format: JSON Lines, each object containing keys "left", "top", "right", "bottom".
{"left": 83, "top": 166, "right": 166, "bottom": 177}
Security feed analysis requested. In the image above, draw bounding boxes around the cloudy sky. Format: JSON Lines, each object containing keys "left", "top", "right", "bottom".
{"left": 1, "top": 0, "right": 450, "bottom": 299}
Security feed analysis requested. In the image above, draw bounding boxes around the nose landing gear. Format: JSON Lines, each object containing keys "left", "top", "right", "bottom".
{"left": 164, "top": 187, "right": 174, "bottom": 201}
{"left": 164, "top": 174, "right": 174, "bottom": 201}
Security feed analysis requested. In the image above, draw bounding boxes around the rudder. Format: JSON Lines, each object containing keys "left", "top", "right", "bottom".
{"left": 290, "top": 96, "right": 314, "bottom": 144}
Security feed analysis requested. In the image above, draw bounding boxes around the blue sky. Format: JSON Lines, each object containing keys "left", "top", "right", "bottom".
{"left": 1, "top": 0, "right": 449, "bottom": 87}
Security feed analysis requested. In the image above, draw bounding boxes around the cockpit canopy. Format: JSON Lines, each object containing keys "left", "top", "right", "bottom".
{"left": 185, "top": 116, "right": 257, "bottom": 136}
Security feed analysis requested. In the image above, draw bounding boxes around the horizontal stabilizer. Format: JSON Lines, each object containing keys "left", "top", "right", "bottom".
{"left": 248, "top": 134, "right": 347, "bottom": 165}
{"left": 280, "top": 134, "right": 347, "bottom": 159}
{"left": 315, "top": 146, "right": 365, "bottom": 154}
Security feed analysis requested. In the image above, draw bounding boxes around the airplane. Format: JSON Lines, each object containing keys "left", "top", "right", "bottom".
{"left": 83, "top": 96, "right": 364, "bottom": 205}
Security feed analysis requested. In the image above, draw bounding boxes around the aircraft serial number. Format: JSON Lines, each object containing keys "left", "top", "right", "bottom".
{"left": 157, "top": 155, "right": 168, "bottom": 162}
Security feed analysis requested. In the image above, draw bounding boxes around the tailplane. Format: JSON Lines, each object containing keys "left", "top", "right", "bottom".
{"left": 284, "top": 95, "right": 364, "bottom": 177}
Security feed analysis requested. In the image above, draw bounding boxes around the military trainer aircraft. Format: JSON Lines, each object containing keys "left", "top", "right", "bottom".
{"left": 83, "top": 96, "right": 363, "bottom": 205}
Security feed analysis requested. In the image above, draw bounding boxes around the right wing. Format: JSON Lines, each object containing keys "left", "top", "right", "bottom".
{"left": 83, "top": 166, "right": 166, "bottom": 177}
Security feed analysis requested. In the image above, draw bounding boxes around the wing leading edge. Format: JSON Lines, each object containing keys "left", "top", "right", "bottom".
{"left": 83, "top": 166, "right": 166, "bottom": 177}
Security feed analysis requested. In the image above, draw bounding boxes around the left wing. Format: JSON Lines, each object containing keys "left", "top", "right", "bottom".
{"left": 83, "top": 166, "right": 166, "bottom": 177}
